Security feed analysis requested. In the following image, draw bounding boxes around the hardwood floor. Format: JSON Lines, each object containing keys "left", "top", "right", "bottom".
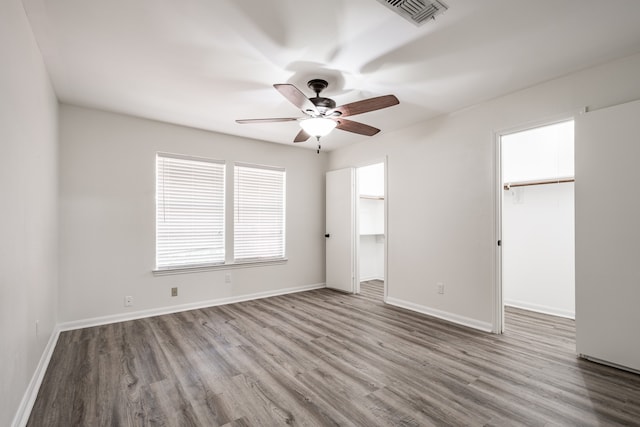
{"left": 29, "top": 284, "right": 640, "bottom": 426}
{"left": 359, "top": 279, "right": 384, "bottom": 301}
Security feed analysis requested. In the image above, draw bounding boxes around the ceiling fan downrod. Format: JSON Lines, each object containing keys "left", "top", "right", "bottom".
{"left": 307, "top": 79, "right": 336, "bottom": 115}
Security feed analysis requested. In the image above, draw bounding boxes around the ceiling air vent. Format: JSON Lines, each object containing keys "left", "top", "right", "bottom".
{"left": 375, "top": 0, "right": 448, "bottom": 26}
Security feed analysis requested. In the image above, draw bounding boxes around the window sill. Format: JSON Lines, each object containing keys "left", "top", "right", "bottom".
{"left": 152, "top": 258, "right": 288, "bottom": 276}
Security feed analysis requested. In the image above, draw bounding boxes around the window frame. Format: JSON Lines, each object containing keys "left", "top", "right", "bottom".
{"left": 153, "top": 155, "right": 288, "bottom": 275}
{"left": 155, "top": 153, "right": 226, "bottom": 271}
{"left": 233, "top": 162, "right": 287, "bottom": 263}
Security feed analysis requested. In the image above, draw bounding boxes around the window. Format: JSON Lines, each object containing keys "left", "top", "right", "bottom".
{"left": 156, "top": 153, "right": 225, "bottom": 269}
{"left": 234, "top": 163, "right": 286, "bottom": 261}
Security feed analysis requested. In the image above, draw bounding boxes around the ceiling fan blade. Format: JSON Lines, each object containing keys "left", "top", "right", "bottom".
{"left": 332, "top": 95, "right": 399, "bottom": 117}
{"left": 236, "top": 117, "right": 299, "bottom": 124}
{"left": 274, "top": 84, "right": 319, "bottom": 115}
{"left": 336, "top": 119, "right": 380, "bottom": 136}
{"left": 293, "top": 129, "right": 311, "bottom": 143}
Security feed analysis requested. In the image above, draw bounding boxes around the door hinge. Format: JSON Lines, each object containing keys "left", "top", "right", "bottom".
{"left": 497, "top": 240, "right": 502, "bottom": 246}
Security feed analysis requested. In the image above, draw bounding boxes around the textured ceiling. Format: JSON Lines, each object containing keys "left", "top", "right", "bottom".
{"left": 23, "top": 0, "right": 640, "bottom": 151}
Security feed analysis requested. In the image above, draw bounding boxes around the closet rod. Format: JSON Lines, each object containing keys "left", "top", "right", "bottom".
{"left": 503, "top": 177, "right": 574, "bottom": 190}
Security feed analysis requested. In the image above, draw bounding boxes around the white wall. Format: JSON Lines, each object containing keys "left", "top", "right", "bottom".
{"left": 502, "top": 121, "right": 575, "bottom": 183}
{"left": 0, "top": 0, "right": 59, "bottom": 425}
{"left": 359, "top": 235, "right": 385, "bottom": 281}
{"left": 502, "top": 121, "right": 575, "bottom": 318}
{"left": 503, "top": 184, "right": 575, "bottom": 317}
{"left": 329, "top": 52, "right": 640, "bottom": 332}
{"left": 59, "top": 105, "right": 327, "bottom": 323}
{"left": 358, "top": 163, "right": 384, "bottom": 196}
{"left": 358, "top": 163, "right": 385, "bottom": 281}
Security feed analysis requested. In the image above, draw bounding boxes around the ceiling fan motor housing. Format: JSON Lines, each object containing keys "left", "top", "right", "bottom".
{"left": 307, "top": 79, "right": 336, "bottom": 114}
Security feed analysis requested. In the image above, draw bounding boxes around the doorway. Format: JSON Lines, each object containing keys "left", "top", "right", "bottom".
{"left": 497, "top": 120, "right": 575, "bottom": 332}
{"left": 357, "top": 162, "right": 385, "bottom": 301}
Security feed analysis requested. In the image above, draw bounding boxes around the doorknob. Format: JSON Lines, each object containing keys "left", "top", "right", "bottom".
{"left": 325, "top": 234, "right": 330, "bottom": 238}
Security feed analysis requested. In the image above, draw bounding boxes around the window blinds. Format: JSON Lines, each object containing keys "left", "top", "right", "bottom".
{"left": 234, "top": 163, "right": 285, "bottom": 261}
{"left": 156, "top": 154, "right": 225, "bottom": 269}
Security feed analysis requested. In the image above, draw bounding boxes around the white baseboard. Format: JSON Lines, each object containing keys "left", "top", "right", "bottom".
{"left": 386, "top": 297, "right": 493, "bottom": 333}
{"left": 14, "top": 282, "right": 325, "bottom": 426}
{"left": 58, "top": 282, "right": 326, "bottom": 331}
{"left": 504, "top": 299, "right": 575, "bottom": 319}
{"left": 579, "top": 354, "right": 640, "bottom": 375}
{"left": 360, "top": 276, "right": 384, "bottom": 282}
{"left": 12, "top": 327, "right": 61, "bottom": 427}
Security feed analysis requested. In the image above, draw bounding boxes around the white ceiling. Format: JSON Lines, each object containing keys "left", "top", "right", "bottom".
{"left": 23, "top": 0, "right": 640, "bottom": 151}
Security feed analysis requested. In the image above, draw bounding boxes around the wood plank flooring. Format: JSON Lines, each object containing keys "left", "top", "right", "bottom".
{"left": 359, "top": 280, "right": 384, "bottom": 302}
{"left": 29, "top": 282, "right": 640, "bottom": 426}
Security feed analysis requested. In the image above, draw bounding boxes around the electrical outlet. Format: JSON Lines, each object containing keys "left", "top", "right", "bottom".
{"left": 225, "top": 273, "right": 231, "bottom": 284}
{"left": 124, "top": 296, "right": 133, "bottom": 307}
{"left": 171, "top": 287, "right": 178, "bottom": 297}
{"left": 437, "top": 282, "right": 445, "bottom": 294}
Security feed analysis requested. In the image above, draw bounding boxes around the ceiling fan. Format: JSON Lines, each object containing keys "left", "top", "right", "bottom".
{"left": 236, "top": 79, "right": 399, "bottom": 153}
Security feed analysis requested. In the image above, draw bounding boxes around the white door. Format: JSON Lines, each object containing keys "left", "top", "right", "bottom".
{"left": 326, "top": 168, "right": 356, "bottom": 293}
{"left": 575, "top": 100, "right": 640, "bottom": 372}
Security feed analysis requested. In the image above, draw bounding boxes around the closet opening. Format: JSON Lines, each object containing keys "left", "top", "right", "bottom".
{"left": 498, "top": 119, "right": 575, "bottom": 332}
{"left": 357, "top": 162, "right": 385, "bottom": 302}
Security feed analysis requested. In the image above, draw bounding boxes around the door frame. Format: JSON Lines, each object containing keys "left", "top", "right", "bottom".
{"left": 493, "top": 112, "right": 580, "bottom": 333}
{"left": 354, "top": 157, "right": 389, "bottom": 302}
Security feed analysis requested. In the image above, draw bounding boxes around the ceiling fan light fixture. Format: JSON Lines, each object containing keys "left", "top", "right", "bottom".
{"left": 300, "top": 117, "right": 337, "bottom": 137}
